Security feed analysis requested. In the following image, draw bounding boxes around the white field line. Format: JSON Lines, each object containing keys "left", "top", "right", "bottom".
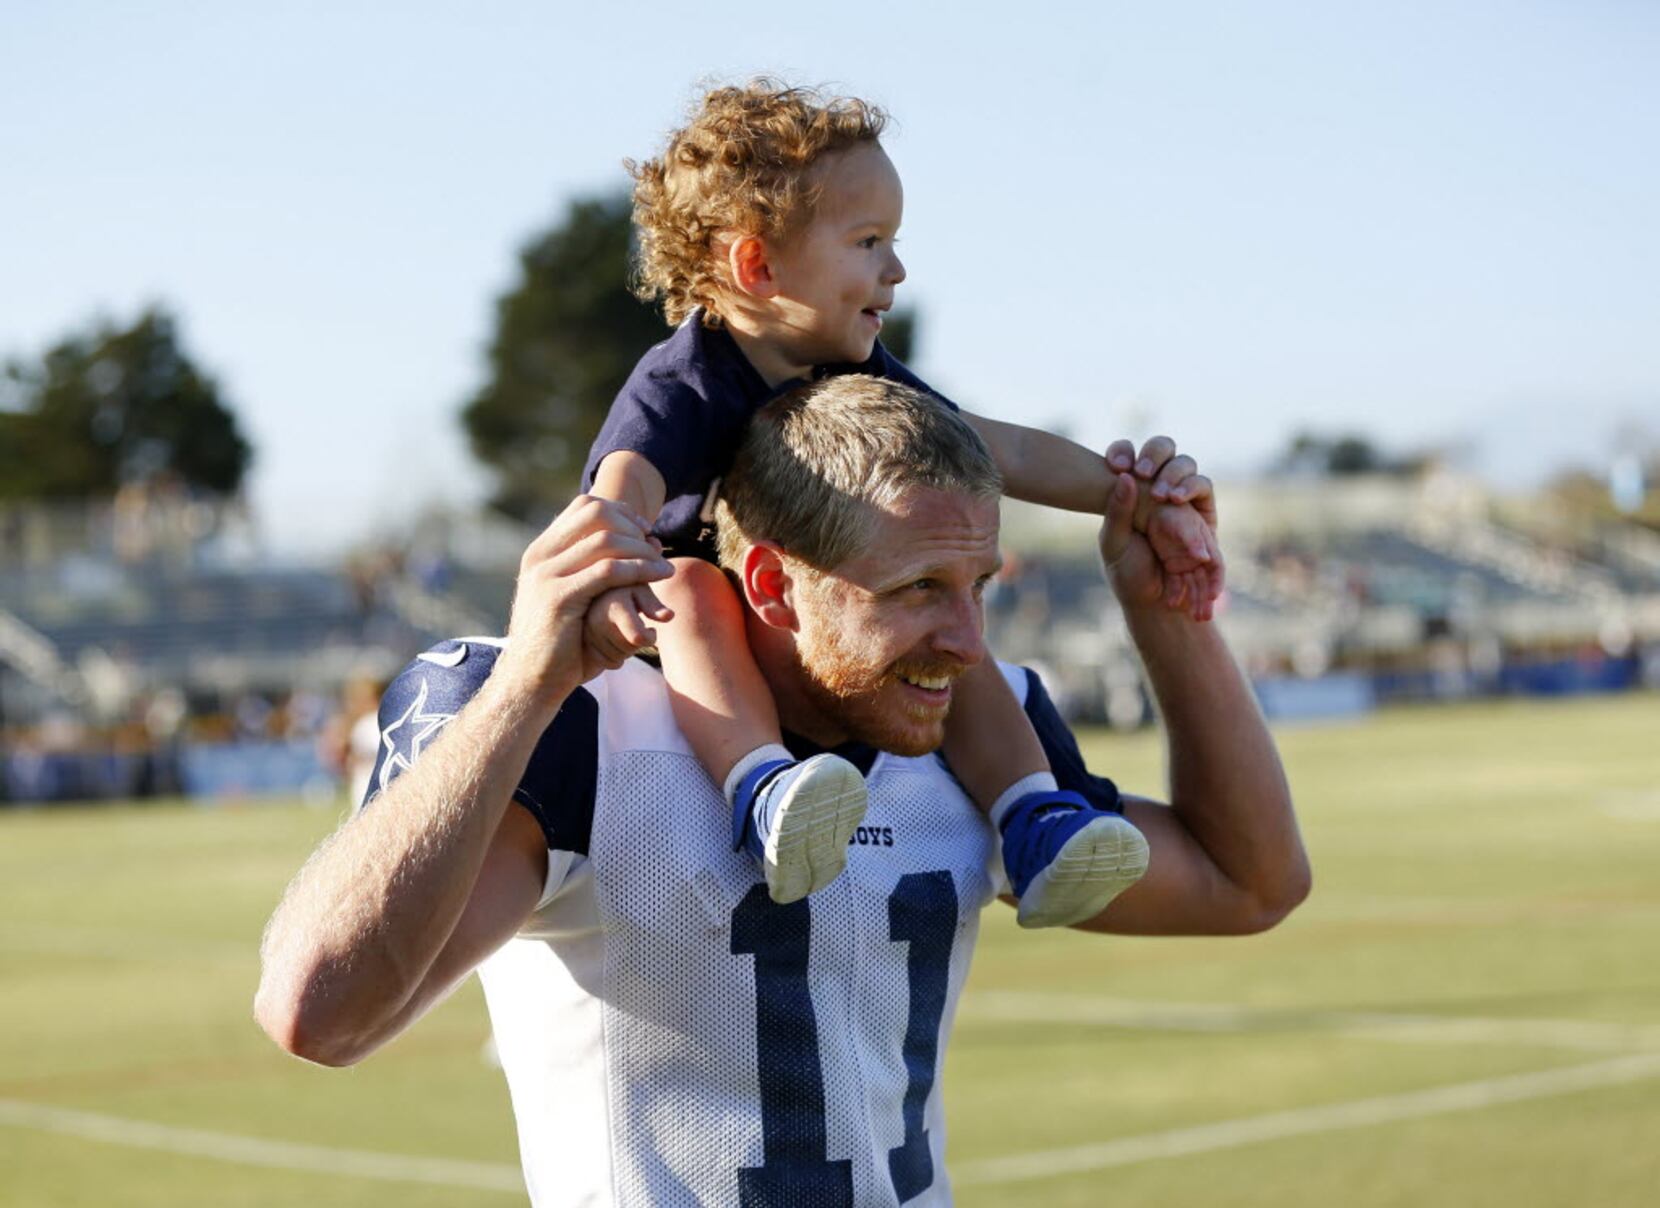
{"left": 961, "top": 991, "right": 1660, "bottom": 1053}
{"left": 954, "top": 1051, "right": 1660, "bottom": 1186}
{"left": 7, "top": 994, "right": 1659, "bottom": 1192}
{"left": 10, "top": 1055, "right": 1660, "bottom": 1194}
{"left": 1597, "top": 788, "right": 1660, "bottom": 820}
{"left": 0, "top": 1099, "right": 524, "bottom": 1194}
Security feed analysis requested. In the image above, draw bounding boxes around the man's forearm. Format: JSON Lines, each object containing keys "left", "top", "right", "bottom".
{"left": 1125, "top": 604, "right": 1308, "bottom": 922}
{"left": 258, "top": 491, "right": 672, "bottom": 1063}
{"left": 255, "top": 666, "right": 557, "bottom": 1063}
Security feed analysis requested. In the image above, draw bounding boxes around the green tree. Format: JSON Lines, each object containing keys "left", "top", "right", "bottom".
{"left": 462, "top": 191, "right": 919, "bottom": 522}
{"left": 0, "top": 308, "right": 251, "bottom": 500}
{"left": 877, "top": 310, "right": 916, "bottom": 365}
{"left": 1274, "top": 429, "right": 1427, "bottom": 478}
{"left": 462, "top": 193, "right": 665, "bottom": 521}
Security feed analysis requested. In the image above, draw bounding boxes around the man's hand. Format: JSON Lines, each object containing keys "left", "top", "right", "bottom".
{"left": 1105, "top": 437, "right": 1224, "bottom": 621}
{"left": 498, "top": 495, "right": 674, "bottom": 702}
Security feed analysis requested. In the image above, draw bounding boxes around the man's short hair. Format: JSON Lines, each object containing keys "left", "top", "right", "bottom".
{"left": 714, "top": 375, "right": 1003, "bottom": 574}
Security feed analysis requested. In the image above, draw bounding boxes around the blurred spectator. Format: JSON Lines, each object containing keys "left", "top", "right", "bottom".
{"left": 284, "top": 689, "right": 332, "bottom": 740}
{"left": 234, "top": 693, "right": 275, "bottom": 740}
{"left": 319, "top": 676, "right": 383, "bottom": 807}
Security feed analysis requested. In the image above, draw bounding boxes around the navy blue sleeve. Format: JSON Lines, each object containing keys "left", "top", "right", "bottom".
{"left": 864, "top": 341, "right": 960, "bottom": 412}
{"left": 582, "top": 372, "right": 725, "bottom": 506}
{"left": 1020, "top": 668, "right": 1122, "bottom": 814}
{"left": 364, "top": 638, "right": 598, "bottom": 855}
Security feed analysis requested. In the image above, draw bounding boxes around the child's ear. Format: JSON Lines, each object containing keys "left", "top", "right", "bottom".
{"left": 728, "top": 234, "right": 781, "bottom": 299}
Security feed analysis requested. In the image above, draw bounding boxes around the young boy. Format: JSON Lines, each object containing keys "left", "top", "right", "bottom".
{"left": 582, "top": 81, "right": 1222, "bottom": 927}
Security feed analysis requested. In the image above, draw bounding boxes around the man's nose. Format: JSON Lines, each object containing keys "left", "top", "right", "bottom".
{"left": 931, "top": 592, "right": 985, "bottom": 666}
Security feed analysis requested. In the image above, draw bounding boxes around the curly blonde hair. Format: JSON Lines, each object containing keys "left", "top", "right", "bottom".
{"left": 629, "top": 79, "right": 888, "bottom": 327}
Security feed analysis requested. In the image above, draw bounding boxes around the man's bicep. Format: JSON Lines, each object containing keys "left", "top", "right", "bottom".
{"left": 1070, "top": 795, "right": 1257, "bottom": 936}
{"left": 1015, "top": 666, "right": 1289, "bottom": 936}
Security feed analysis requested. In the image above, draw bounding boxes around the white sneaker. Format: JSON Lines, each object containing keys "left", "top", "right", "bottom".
{"left": 743, "top": 754, "right": 869, "bottom": 904}
{"left": 1004, "top": 799, "right": 1150, "bottom": 929}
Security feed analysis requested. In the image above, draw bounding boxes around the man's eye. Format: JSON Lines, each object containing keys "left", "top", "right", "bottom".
{"left": 859, "top": 235, "right": 880, "bottom": 249}
{"left": 909, "top": 578, "right": 936, "bottom": 592}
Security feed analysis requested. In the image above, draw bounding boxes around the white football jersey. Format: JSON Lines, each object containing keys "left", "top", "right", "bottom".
{"left": 481, "top": 657, "right": 1001, "bottom": 1207}
{"left": 368, "top": 643, "right": 1114, "bottom": 1207}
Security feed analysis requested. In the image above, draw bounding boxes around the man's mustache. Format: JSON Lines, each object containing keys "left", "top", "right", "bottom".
{"left": 886, "top": 657, "right": 970, "bottom": 685}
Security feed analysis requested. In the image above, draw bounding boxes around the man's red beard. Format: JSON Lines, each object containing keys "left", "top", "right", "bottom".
{"left": 791, "top": 615, "right": 967, "bottom": 757}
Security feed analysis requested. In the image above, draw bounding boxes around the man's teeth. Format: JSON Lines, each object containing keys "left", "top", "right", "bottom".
{"left": 899, "top": 673, "right": 951, "bottom": 690}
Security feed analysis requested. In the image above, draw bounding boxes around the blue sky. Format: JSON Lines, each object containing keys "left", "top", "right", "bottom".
{"left": 2, "top": 2, "right": 1655, "bottom": 555}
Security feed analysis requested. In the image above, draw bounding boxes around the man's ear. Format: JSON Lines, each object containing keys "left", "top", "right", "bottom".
{"left": 740, "top": 542, "right": 799, "bottom": 630}
{"left": 727, "top": 234, "right": 781, "bottom": 299}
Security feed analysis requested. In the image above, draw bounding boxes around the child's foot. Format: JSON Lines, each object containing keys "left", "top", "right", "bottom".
{"left": 999, "top": 791, "right": 1150, "bottom": 928}
{"left": 733, "top": 754, "right": 868, "bottom": 904}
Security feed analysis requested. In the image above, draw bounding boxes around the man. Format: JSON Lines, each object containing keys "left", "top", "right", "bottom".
{"left": 255, "top": 376, "right": 1309, "bottom": 1206}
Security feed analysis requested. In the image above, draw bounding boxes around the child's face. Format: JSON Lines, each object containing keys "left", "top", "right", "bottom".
{"left": 762, "top": 143, "right": 907, "bottom": 368}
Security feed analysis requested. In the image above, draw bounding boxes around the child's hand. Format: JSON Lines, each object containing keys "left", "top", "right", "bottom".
{"left": 1105, "top": 436, "right": 1225, "bottom": 622}
{"left": 1144, "top": 502, "right": 1224, "bottom": 621}
{"left": 583, "top": 583, "right": 675, "bottom": 669}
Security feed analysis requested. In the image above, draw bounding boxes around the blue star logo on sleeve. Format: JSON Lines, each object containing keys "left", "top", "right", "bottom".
{"left": 377, "top": 677, "right": 458, "bottom": 793}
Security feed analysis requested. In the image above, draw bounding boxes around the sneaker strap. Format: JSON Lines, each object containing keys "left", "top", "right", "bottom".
{"left": 998, "top": 787, "right": 1096, "bottom": 834}
{"left": 731, "top": 758, "right": 794, "bottom": 853}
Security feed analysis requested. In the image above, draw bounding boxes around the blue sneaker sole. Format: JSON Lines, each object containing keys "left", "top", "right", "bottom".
{"left": 763, "top": 753, "right": 869, "bottom": 904}
{"left": 1015, "top": 814, "right": 1150, "bottom": 929}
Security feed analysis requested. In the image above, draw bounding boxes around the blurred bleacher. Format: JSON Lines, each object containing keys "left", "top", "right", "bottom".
{"left": 988, "top": 469, "right": 1660, "bottom": 725}
{"left": 1, "top": 563, "right": 411, "bottom": 692}
{"left": 0, "top": 494, "right": 512, "bottom": 804}
{"left": 3, "top": 467, "right": 1657, "bottom": 803}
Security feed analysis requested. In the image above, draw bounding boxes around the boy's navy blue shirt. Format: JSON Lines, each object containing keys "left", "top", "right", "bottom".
{"left": 581, "top": 314, "right": 958, "bottom": 560}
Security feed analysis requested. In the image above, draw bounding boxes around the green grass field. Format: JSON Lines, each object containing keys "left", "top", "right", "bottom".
{"left": 4, "top": 693, "right": 1659, "bottom": 1206}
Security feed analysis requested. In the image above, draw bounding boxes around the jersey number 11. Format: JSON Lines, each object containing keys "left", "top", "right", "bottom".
{"left": 731, "top": 870, "right": 958, "bottom": 1207}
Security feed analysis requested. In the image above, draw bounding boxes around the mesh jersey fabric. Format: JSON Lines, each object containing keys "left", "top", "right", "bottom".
{"left": 364, "top": 644, "right": 1122, "bottom": 1205}
{"left": 477, "top": 657, "right": 1002, "bottom": 1207}
{"left": 362, "top": 638, "right": 1119, "bottom": 867}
